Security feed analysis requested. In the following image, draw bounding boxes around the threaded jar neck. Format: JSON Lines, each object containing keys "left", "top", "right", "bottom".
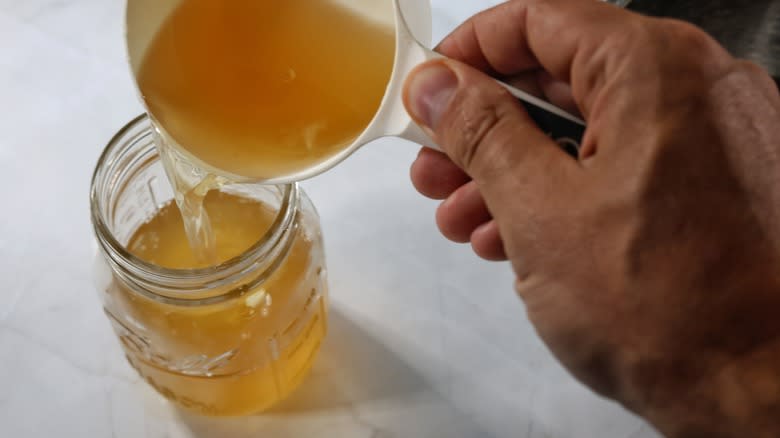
{"left": 90, "top": 114, "right": 299, "bottom": 306}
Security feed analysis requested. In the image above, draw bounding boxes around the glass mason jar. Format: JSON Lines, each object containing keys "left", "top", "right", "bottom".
{"left": 90, "top": 115, "right": 329, "bottom": 416}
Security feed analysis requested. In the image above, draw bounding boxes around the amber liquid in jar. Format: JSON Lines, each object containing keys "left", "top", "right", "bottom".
{"left": 136, "top": 0, "right": 396, "bottom": 179}
{"left": 111, "top": 191, "right": 327, "bottom": 416}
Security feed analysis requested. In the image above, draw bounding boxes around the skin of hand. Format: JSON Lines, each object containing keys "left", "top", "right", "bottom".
{"left": 402, "top": 0, "right": 780, "bottom": 436}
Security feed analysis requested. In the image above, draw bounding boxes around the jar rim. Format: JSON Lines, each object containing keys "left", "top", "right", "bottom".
{"left": 90, "top": 114, "right": 299, "bottom": 304}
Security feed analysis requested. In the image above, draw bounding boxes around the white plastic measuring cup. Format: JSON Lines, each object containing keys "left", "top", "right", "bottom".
{"left": 126, "top": 0, "right": 585, "bottom": 184}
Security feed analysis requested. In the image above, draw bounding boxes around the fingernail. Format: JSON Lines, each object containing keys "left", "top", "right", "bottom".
{"left": 406, "top": 63, "right": 458, "bottom": 129}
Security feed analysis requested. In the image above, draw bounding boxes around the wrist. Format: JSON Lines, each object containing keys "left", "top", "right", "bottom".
{"left": 628, "top": 340, "right": 780, "bottom": 438}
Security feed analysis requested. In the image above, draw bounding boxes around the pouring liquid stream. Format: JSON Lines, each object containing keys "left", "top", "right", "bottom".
{"left": 137, "top": 0, "right": 397, "bottom": 259}
{"left": 155, "top": 131, "right": 221, "bottom": 265}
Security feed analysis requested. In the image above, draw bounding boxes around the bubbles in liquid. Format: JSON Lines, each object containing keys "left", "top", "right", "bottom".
{"left": 137, "top": 0, "right": 397, "bottom": 180}
{"left": 155, "top": 131, "right": 222, "bottom": 265}
{"left": 122, "top": 191, "right": 328, "bottom": 415}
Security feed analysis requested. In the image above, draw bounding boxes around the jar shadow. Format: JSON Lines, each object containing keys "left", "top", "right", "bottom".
{"left": 174, "top": 306, "right": 475, "bottom": 437}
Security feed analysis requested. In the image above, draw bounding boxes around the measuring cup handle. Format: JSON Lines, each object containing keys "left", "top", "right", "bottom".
{"left": 403, "top": 85, "right": 585, "bottom": 158}
{"left": 510, "top": 93, "right": 585, "bottom": 158}
{"left": 393, "top": 33, "right": 585, "bottom": 157}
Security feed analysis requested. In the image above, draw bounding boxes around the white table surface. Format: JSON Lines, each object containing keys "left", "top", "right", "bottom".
{"left": 0, "top": 1, "right": 661, "bottom": 437}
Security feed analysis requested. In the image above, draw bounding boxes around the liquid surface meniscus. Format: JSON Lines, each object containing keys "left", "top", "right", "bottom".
{"left": 137, "top": 0, "right": 397, "bottom": 180}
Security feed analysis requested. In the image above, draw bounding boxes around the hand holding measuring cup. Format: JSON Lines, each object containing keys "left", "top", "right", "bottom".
{"left": 126, "top": 0, "right": 584, "bottom": 184}
{"left": 406, "top": 0, "right": 780, "bottom": 437}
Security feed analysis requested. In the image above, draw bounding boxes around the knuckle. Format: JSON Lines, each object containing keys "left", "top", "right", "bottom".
{"left": 732, "top": 60, "right": 773, "bottom": 81}
{"left": 662, "top": 20, "right": 716, "bottom": 53}
{"left": 442, "top": 85, "right": 515, "bottom": 173}
{"left": 572, "top": 16, "right": 653, "bottom": 107}
{"left": 438, "top": 86, "right": 514, "bottom": 176}
{"left": 656, "top": 19, "right": 727, "bottom": 68}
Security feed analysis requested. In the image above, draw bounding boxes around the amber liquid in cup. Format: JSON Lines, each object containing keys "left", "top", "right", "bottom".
{"left": 137, "top": 0, "right": 397, "bottom": 180}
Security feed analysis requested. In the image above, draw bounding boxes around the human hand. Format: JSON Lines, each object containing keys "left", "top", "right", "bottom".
{"left": 403, "top": 0, "right": 780, "bottom": 436}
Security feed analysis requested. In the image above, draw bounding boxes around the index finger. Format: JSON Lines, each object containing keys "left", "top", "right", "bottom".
{"left": 435, "top": 0, "right": 641, "bottom": 114}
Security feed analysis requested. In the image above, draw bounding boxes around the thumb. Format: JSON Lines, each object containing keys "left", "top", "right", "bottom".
{"left": 403, "top": 60, "right": 576, "bottom": 199}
